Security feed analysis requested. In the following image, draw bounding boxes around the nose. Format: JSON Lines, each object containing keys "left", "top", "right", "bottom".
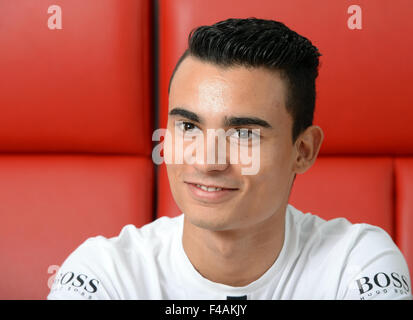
{"left": 185, "top": 129, "right": 230, "bottom": 173}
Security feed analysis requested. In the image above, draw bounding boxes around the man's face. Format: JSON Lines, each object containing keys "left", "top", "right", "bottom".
{"left": 166, "top": 56, "right": 296, "bottom": 231}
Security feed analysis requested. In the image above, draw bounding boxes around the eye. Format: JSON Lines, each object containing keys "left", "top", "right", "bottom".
{"left": 176, "top": 121, "right": 200, "bottom": 133}
{"left": 234, "top": 128, "right": 254, "bottom": 140}
{"left": 228, "top": 128, "right": 261, "bottom": 146}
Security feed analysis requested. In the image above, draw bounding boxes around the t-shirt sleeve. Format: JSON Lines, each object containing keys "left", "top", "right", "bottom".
{"left": 340, "top": 224, "right": 412, "bottom": 300}
{"left": 47, "top": 237, "right": 115, "bottom": 300}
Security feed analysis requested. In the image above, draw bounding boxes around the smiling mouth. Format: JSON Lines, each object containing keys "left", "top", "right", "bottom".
{"left": 184, "top": 182, "right": 239, "bottom": 192}
{"left": 184, "top": 182, "right": 239, "bottom": 203}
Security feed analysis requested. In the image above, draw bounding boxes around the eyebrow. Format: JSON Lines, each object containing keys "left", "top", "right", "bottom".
{"left": 224, "top": 116, "right": 272, "bottom": 128}
{"left": 168, "top": 107, "right": 273, "bottom": 129}
{"left": 169, "top": 108, "right": 200, "bottom": 123}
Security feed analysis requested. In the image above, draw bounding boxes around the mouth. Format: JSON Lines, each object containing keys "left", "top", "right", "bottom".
{"left": 184, "top": 182, "right": 239, "bottom": 203}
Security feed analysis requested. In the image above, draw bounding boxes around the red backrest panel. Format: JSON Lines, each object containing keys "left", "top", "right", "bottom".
{"left": 289, "top": 157, "right": 394, "bottom": 237}
{"left": 395, "top": 159, "right": 413, "bottom": 277}
{"left": 0, "top": 0, "right": 153, "bottom": 155}
{"left": 158, "top": 0, "right": 413, "bottom": 154}
{"left": 0, "top": 156, "right": 153, "bottom": 299}
{"left": 0, "top": 0, "right": 153, "bottom": 299}
{"left": 156, "top": 0, "right": 413, "bottom": 276}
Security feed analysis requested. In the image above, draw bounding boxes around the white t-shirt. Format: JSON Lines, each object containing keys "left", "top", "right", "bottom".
{"left": 47, "top": 204, "right": 412, "bottom": 300}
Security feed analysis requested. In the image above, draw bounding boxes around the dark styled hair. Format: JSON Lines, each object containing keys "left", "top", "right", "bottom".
{"left": 168, "top": 17, "right": 322, "bottom": 143}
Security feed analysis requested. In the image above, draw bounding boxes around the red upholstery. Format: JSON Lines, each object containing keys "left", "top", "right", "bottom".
{"left": 157, "top": 0, "right": 413, "bottom": 154}
{"left": 0, "top": 156, "right": 153, "bottom": 299}
{"left": 0, "top": 0, "right": 153, "bottom": 154}
{"left": 395, "top": 159, "right": 413, "bottom": 277}
{"left": 289, "top": 157, "right": 394, "bottom": 236}
{"left": 0, "top": 0, "right": 153, "bottom": 299}
{"left": 156, "top": 0, "right": 413, "bottom": 278}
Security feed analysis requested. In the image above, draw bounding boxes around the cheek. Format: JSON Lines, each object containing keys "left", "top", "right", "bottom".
{"left": 164, "top": 129, "right": 182, "bottom": 183}
{"left": 165, "top": 163, "right": 178, "bottom": 189}
{"left": 251, "top": 143, "right": 294, "bottom": 192}
{"left": 163, "top": 125, "right": 189, "bottom": 165}
{"left": 165, "top": 162, "right": 187, "bottom": 209}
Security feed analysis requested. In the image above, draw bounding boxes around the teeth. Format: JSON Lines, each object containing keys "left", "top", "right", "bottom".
{"left": 196, "top": 184, "right": 223, "bottom": 192}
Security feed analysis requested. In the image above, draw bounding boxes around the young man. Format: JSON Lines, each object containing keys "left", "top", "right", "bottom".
{"left": 48, "top": 18, "right": 412, "bottom": 300}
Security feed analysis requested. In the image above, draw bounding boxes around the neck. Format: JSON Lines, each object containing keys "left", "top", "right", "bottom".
{"left": 182, "top": 205, "right": 286, "bottom": 287}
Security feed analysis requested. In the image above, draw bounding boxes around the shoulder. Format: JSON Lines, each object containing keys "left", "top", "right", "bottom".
{"left": 69, "top": 214, "right": 182, "bottom": 263}
{"left": 287, "top": 204, "right": 411, "bottom": 300}
{"left": 340, "top": 223, "right": 412, "bottom": 300}
{"left": 100, "top": 214, "right": 183, "bottom": 253}
{"left": 287, "top": 204, "right": 358, "bottom": 251}
{"left": 288, "top": 204, "right": 400, "bottom": 254}
{"left": 47, "top": 215, "right": 183, "bottom": 300}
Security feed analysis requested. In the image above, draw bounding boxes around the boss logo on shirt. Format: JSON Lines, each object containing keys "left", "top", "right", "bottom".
{"left": 51, "top": 271, "right": 100, "bottom": 299}
{"left": 356, "top": 272, "right": 410, "bottom": 299}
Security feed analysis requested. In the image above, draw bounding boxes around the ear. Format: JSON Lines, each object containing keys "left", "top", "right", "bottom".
{"left": 293, "top": 125, "right": 324, "bottom": 174}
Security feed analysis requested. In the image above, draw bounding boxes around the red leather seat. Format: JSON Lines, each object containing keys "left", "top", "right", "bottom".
{"left": 395, "top": 159, "right": 413, "bottom": 277}
{"left": 0, "top": 0, "right": 153, "bottom": 299}
{"left": 156, "top": 0, "right": 413, "bottom": 278}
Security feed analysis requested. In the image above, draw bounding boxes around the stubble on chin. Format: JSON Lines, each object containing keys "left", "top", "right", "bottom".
{"left": 183, "top": 209, "right": 247, "bottom": 234}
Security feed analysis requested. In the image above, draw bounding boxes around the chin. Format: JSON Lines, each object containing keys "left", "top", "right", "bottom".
{"left": 183, "top": 205, "right": 243, "bottom": 232}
